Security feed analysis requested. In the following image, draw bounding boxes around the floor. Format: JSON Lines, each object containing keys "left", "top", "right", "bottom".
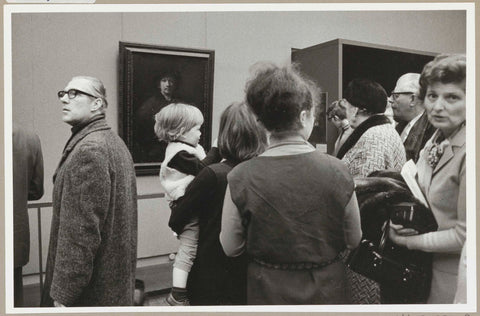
{"left": 143, "top": 291, "right": 170, "bottom": 306}
{"left": 21, "top": 262, "right": 174, "bottom": 307}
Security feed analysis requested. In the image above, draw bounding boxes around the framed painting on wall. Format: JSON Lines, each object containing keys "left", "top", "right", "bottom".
{"left": 119, "top": 42, "right": 215, "bottom": 175}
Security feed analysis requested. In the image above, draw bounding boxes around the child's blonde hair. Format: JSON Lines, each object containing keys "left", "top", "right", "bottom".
{"left": 154, "top": 103, "right": 204, "bottom": 142}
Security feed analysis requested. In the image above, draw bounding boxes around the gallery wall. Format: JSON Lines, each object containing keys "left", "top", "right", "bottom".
{"left": 10, "top": 9, "right": 466, "bottom": 275}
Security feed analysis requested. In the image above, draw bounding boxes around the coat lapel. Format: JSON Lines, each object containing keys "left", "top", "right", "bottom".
{"left": 53, "top": 118, "right": 110, "bottom": 182}
{"left": 432, "top": 124, "right": 466, "bottom": 175}
{"left": 416, "top": 147, "right": 433, "bottom": 197}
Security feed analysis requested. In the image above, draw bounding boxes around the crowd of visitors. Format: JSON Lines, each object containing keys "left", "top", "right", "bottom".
{"left": 13, "top": 53, "right": 467, "bottom": 307}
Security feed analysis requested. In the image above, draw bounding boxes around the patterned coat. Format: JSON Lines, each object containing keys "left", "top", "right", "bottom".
{"left": 341, "top": 121, "right": 406, "bottom": 304}
{"left": 41, "top": 116, "right": 138, "bottom": 307}
{"left": 342, "top": 123, "right": 406, "bottom": 179}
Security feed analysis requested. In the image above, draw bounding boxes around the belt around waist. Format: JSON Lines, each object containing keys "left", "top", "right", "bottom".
{"left": 252, "top": 252, "right": 343, "bottom": 270}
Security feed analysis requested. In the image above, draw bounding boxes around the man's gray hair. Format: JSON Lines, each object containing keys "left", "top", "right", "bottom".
{"left": 72, "top": 76, "right": 108, "bottom": 111}
{"left": 397, "top": 73, "right": 421, "bottom": 95}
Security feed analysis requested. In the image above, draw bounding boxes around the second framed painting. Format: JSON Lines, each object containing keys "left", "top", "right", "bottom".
{"left": 119, "top": 42, "right": 215, "bottom": 175}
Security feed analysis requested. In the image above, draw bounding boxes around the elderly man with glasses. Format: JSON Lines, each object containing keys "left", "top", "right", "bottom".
{"left": 390, "top": 73, "right": 436, "bottom": 163}
{"left": 40, "top": 76, "right": 138, "bottom": 307}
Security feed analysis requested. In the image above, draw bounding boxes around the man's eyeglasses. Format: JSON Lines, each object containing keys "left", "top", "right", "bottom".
{"left": 390, "top": 91, "right": 414, "bottom": 100}
{"left": 57, "top": 89, "right": 97, "bottom": 100}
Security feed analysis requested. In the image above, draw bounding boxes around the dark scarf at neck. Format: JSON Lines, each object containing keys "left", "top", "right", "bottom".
{"left": 71, "top": 113, "right": 106, "bottom": 135}
{"left": 336, "top": 114, "right": 391, "bottom": 159}
{"left": 64, "top": 114, "right": 106, "bottom": 152}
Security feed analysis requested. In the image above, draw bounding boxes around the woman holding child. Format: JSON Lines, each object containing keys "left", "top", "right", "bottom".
{"left": 155, "top": 103, "right": 222, "bottom": 305}
{"left": 220, "top": 63, "right": 362, "bottom": 305}
{"left": 167, "top": 102, "right": 267, "bottom": 305}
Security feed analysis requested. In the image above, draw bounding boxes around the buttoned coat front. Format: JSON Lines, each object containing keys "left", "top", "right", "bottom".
{"left": 41, "top": 117, "right": 138, "bottom": 307}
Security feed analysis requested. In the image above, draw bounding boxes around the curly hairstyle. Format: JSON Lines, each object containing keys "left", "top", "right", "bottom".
{"left": 154, "top": 103, "right": 203, "bottom": 142}
{"left": 344, "top": 78, "right": 387, "bottom": 115}
{"left": 418, "top": 54, "right": 466, "bottom": 101}
{"left": 218, "top": 102, "right": 267, "bottom": 163}
{"left": 245, "top": 62, "right": 318, "bottom": 133}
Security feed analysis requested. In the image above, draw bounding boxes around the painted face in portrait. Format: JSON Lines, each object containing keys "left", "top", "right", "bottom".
{"left": 424, "top": 81, "right": 466, "bottom": 137}
{"left": 159, "top": 76, "right": 176, "bottom": 99}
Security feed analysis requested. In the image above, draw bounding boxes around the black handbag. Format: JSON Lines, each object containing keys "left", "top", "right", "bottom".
{"left": 390, "top": 202, "right": 438, "bottom": 234}
{"left": 347, "top": 221, "right": 431, "bottom": 295}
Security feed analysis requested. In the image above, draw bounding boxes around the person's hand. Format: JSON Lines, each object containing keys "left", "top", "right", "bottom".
{"left": 388, "top": 222, "right": 405, "bottom": 246}
{"left": 212, "top": 138, "right": 218, "bottom": 147}
{"left": 53, "top": 300, "right": 66, "bottom": 307}
{"left": 390, "top": 221, "right": 419, "bottom": 236}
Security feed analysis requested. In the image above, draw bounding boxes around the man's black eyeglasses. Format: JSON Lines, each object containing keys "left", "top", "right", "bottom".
{"left": 391, "top": 91, "right": 414, "bottom": 100}
{"left": 57, "top": 89, "right": 97, "bottom": 100}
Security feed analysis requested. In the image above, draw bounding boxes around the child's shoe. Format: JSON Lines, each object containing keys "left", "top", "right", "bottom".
{"left": 165, "top": 293, "right": 190, "bottom": 306}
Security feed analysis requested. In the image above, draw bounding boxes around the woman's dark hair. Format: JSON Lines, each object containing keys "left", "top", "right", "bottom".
{"left": 245, "top": 62, "right": 318, "bottom": 133}
{"left": 218, "top": 102, "right": 267, "bottom": 163}
{"left": 344, "top": 78, "right": 387, "bottom": 114}
{"left": 418, "top": 54, "right": 466, "bottom": 101}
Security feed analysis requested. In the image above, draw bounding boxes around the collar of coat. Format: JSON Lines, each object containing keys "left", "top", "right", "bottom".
{"left": 53, "top": 114, "right": 111, "bottom": 183}
{"left": 63, "top": 114, "right": 110, "bottom": 153}
{"left": 336, "top": 114, "right": 391, "bottom": 159}
{"left": 431, "top": 122, "right": 465, "bottom": 174}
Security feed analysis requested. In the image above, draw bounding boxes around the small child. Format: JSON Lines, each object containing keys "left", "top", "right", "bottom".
{"left": 154, "top": 102, "right": 220, "bottom": 305}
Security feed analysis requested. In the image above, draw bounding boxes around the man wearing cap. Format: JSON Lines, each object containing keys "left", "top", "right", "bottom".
{"left": 136, "top": 70, "right": 180, "bottom": 162}
{"left": 41, "top": 76, "right": 137, "bottom": 307}
{"left": 390, "top": 73, "right": 436, "bottom": 163}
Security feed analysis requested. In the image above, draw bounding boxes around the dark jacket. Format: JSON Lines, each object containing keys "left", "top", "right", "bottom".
{"left": 41, "top": 116, "right": 138, "bottom": 307}
{"left": 401, "top": 112, "right": 436, "bottom": 163}
{"left": 13, "top": 125, "right": 44, "bottom": 268}
{"left": 169, "top": 161, "right": 247, "bottom": 305}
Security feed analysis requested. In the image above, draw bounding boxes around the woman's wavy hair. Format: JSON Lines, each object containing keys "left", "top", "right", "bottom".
{"left": 154, "top": 103, "right": 203, "bottom": 142}
{"left": 245, "top": 62, "right": 319, "bottom": 133}
{"left": 418, "top": 54, "right": 466, "bottom": 101}
{"left": 218, "top": 102, "right": 267, "bottom": 163}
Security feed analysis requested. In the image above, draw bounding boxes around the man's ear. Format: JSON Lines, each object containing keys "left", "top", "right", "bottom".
{"left": 409, "top": 94, "right": 417, "bottom": 106}
{"left": 91, "top": 98, "right": 102, "bottom": 112}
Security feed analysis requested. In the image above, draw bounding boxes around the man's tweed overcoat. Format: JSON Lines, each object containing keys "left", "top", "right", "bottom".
{"left": 41, "top": 116, "right": 137, "bottom": 306}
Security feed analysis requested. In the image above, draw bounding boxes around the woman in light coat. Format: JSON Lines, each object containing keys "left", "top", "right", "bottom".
{"left": 389, "top": 54, "right": 466, "bottom": 304}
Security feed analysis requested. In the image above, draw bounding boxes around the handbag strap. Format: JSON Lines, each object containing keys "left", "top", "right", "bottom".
{"left": 378, "top": 220, "right": 389, "bottom": 254}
